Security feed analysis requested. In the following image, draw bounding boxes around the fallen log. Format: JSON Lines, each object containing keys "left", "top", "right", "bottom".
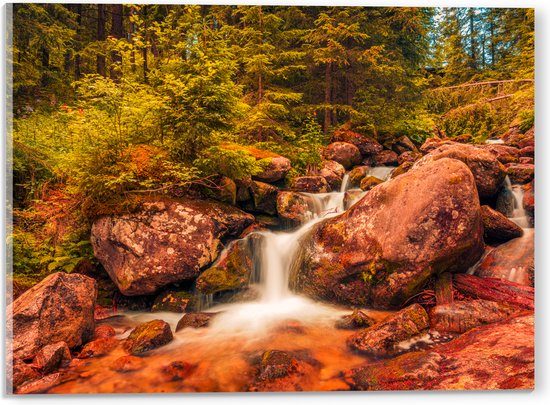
{"left": 453, "top": 273, "right": 534, "bottom": 310}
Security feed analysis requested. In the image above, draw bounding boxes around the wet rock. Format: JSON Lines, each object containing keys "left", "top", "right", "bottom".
{"left": 519, "top": 156, "right": 534, "bottom": 164}
{"left": 91, "top": 198, "right": 254, "bottom": 295}
{"left": 124, "top": 319, "right": 173, "bottom": 354}
{"left": 248, "top": 350, "right": 319, "bottom": 392}
{"left": 332, "top": 129, "right": 383, "bottom": 156}
{"left": 345, "top": 314, "right": 534, "bottom": 390}
{"left": 196, "top": 238, "right": 254, "bottom": 295}
{"left": 482, "top": 144, "right": 520, "bottom": 164}
{"left": 495, "top": 183, "right": 515, "bottom": 217}
{"left": 152, "top": 290, "right": 196, "bottom": 313}
{"left": 474, "top": 230, "right": 534, "bottom": 287}
{"left": 253, "top": 155, "right": 292, "bottom": 183}
{"left": 204, "top": 175, "right": 236, "bottom": 205}
{"left": 289, "top": 176, "right": 330, "bottom": 193}
{"left": 277, "top": 191, "right": 313, "bottom": 226}
{"left": 323, "top": 142, "right": 362, "bottom": 169}
{"left": 248, "top": 181, "right": 279, "bottom": 215}
{"left": 348, "top": 166, "right": 369, "bottom": 188}
{"left": 506, "top": 163, "right": 534, "bottom": 184}
{"left": 520, "top": 145, "right": 534, "bottom": 158}
{"left": 343, "top": 190, "right": 365, "bottom": 210}
{"left": 176, "top": 312, "right": 216, "bottom": 331}
{"left": 110, "top": 355, "right": 146, "bottom": 372}
{"left": 372, "top": 150, "right": 399, "bottom": 166}
{"left": 290, "top": 158, "right": 484, "bottom": 308}
{"left": 161, "top": 361, "right": 197, "bottom": 382}
{"left": 430, "top": 299, "right": 519, "bottom": 334}
{"left": 398, "top": 151, "right": 422, "bottom": 165}
{"left": 415, "top": 142, "right": 506, "bottom": 198}
{"left": 78, "top": 337, "right": 118, "bottom": 359}
{"left": 16, "top": 372, "right": 75, "bottom": 394}
{"left": 335, "top": 309, "right": 376, "bottom": 330}
{"left": 505, "top": 126, "right": 534, "bottom": 149}
{"left": 93, "top": 325, "right": 116, "bottom": 339}
{"left": 359, "top": 175, "right": 383, "bottom": 191}
{"left": 481, "top": 205, "right": 523, "bottom": 243}
{"left": 7, "top": 272, "right": 97, "bottom": 362}
{"left": 390, "top": 161, "right": 414, "bottom": 178}
{"left": 347, "top": 304, "right": 429, "bottom": 357}
{"left": 32, "top": 342, "right": 71, "bottom": 374}
{"left": 523, "top": 181, "right": 534, "bottom": 217}
{"left": 419, "top": 137, "right": 449, "bottom": 154}
{"left": 319, "top": 160, "right": 345, "bottom": 190}
{"left": 392, "top": 135, "right": 419, "bottom": 155}
{"left": 11, "top": 360, "right": 40, "bottom": 389}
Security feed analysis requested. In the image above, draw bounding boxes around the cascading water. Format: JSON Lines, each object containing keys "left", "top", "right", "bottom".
{"left": 502, "top": 176, "right": 531, "bottom": 228}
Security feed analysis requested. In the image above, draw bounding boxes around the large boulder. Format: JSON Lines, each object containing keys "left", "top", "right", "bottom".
{"left": 481, "top": 205, "right": 523, "bottom": 243}
{"left": 345, "top": 314, "right": 534, "bottom": 390}
{"left": 123, "top": 319, "right": 173, "bottom": 354}
{"left": 348, "top": 166, "right": 369, "bottom": 188}
{"left": 319, "top": 160, "right": 345, "bottom": 190}
{"left": 506, "top": 163, "right": 534, "bottom": 184}
{"left": 290, "top": 158, "right": 484, "bottom": 309}
{"left": 277, "top": 191, "right": 314, "bottom": 226}
{"left": 322, "top": 142, "right": 362, "bottom": 169}
{"left": 332, "top": 129, "right": 383, "bottom": 156}
{"left": 289, "top": 176, "right": 330, "bottom": 193}
{"left": 7, "top": 272, "right": 97, "bottom": 362}
{"left": 415, "top": 142, "right": 507, "bottom": 198}
{"left": 481, "top": 144, "right": 520, "bottom": 164}
{"left": 91, "top": 198, "right": 254, "bottom": 295}
{"left": 248, "top": 181, "right": 279, "bottom": 215}
{"left": 371, "top": 150, "right": 399, "bottom": 166}
{"left": 473, "top": 229, "right": 534, "bottom": 286}
{"left": 253, "top": 156, "right": 291, "bottom": 183}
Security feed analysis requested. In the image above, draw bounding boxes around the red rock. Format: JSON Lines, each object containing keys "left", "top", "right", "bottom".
{"left": 506, "top": 163, "right": 534, "bottom": 184}
{"left": 323, "top": 142, "right": 362, "bottom": 169}
{"left": 345, "top": 314, "right": 534, "bottom": 390}
{"left": 520, "top": 145, "right": 534, "bottom": 158}
{"left": 319, "top": 160, "right": 345, "bottom": 190}
{"left": 11, "top": 361, "right": 40, "bottom": 390}
{"left": 359, "top": 175, "right": 383, "bottom": 191}
{"left": 397, "top": 151, "right": 422, "bottom": 165}
{"left": 372, "top": 150, "right": 399, "bottom": 166}
{"left": 392, "top": 135, "right": 419, "bottom": 155}
{"left": 289, "top": 176, "right": 330, "bottom": 193}
{"left": 32, "top": 342, "right": 71, "bottom": 374}
{"left": 335, "top": 309, "right": 376, "bottom": 330}
{"left": 290, "top": 158, "right": 484, "bottom": 308}
{"left": 151, "top": 290, "right": 195, "bottom": 313}
{"left": 348, "top": 166, "right": 369, "bottom": 187}
{"left": 415, "top": 142, "right": 507, "bottom": 198}
{"left": 276, "top": 191, "right": 314, "bottom": 226}
{"left": 110, "top": 355, "right": 146, "bottom": 372}
{"left": 78, "top": 337, "right": 118, "bottom": 359}
{"left": 175, "top": 312, "right": 216, "bottom": 331}
{"left": 253, "top": 155, "right": 291, "bottom": 183}
{"left": 7, "top": 272, "right": 97, "bottom": 362}
{"left": 429, "top": 299, "right": 519, "bottom": 333}
{"left": 91, "top": 198, "right": 254, "bottom": 295}
{"left": 347, "top": 304, "right": 429, "bottom": 356}
{"left": 481, "top": 205, "right": 523, "bottom": 243}
{"left": 124, "top": 320, "right": 173, "bottom": 354}
{"left": 519, "top": 156, "right": 534, "bottom": 164}
{"left": 242, "top": 181, "right": 278, "bottom": 215}
{"left": 94, "top": 325, "right": 116, "bottom": 339}
{"left": 481, "top": 144, "right": 520, "bottom": 164}
{"left": 332, "top": 129, "right": 383, "bottom": 156}
{"left": 16, "top": 372, "right": 75, "bottom": 394}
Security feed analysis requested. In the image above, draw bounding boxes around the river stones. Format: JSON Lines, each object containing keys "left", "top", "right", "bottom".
{"left": 319, "top": 160, "right": 345, "bottom": 190}
{"left": 345, "top": 314, "right": 534, "bottom": 390}
{"left": 124, "top": 319, "right": 173, "bottom": 354}
{"left": 347, "top": 304, "right": 429, "bottom": 357}
{"left": 322, "top": 142, "right": 362, "bottom": 169}
{"left": 32, "top": 342, "right": 72, "bottom": 374}
{"left": 415, "top": 142, "right": 507, "bottom": 198}
{"left": 110, "top": 355, "right": 146, "bottom": 373}
{"left": 151, "top": 290, "right": 196, "bottom": 313}
{"left": 7, "top": 272, "right": 97, "bottom": 362}
{"left": 371, "top": 150, "right": 399, "bottom": 166}
{"left": 78, "top": 337, "right": 118, "bottom": 359}
{"left": 398, "top": 151, "right": 422, "bottom": 165}
{"left": 335, "top": 309, "right": 376, "bottom": 330}
{"left": 332, "top": 128, "right": 383, "bottom": 156}
{"left": 481, "top": 144, "right": 520, "bottom": 164}
{"left": 277, "top": 191, "right": 314, "bottom": 226}
{"left": 290, "top": 158, "right": 484, "bottom": 309}
{"left": 289, "top": 176, "right": 330, "bottom": 193}
{"left": 481, "top": 205, "right": 523, "bottom": 243}
{"left": 176, "top": 312, "right": 217, "bottom": 331}
{"left": 506, "top": 163, "right": 534, "bottom": 184}
{"left": 429, "top": 299, "right": 519, "bottom": 334}
{"left": 91, "top": 198, "right": 254, "bottom": 295}
{"left": 348, "top": 166, "right": 369, "bottom": 187}
{"left": 359, "top": 175, "right": 383, "bottom": 191}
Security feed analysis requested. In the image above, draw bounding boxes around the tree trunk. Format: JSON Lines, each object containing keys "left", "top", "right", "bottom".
{"left": 40, "top": 46, "right": 49, "bottom": 86}
{"left": 324, "top": 62, "right": 332, "bottom": 133}
{"left": 75, "top": 4, "right": 83, "bottom": 80}
{"left": 110, "top": 4, "right": 124, "bottom": 81}
{"left": 468, "top": 8, "right": 477, "bottom": 70}
{"left": 96, "top": 4, "right": 106, "bottom": 77}
{"left": 129, "top": 6, "right": 137, "bottom": 73}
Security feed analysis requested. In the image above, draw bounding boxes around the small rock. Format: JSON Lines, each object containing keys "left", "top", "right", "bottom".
{"left": 372, "top": 150, "right": 399, "bottom": 166}
{"left": 16, "top": 372, "right": 74, "bottom": 394}
{"left": 523, "top": 181, "right": 534, "bottom": 217}
{"left": 32, "top": 342, "right": 71, "bottom": 374}
{"left": 482, "top": 144, "right": 520, "bottom": 164}
{"left": 335, "top": 309, "right": 376, "bottom": 330}
{"left": 276, "top": 191, "right": 313, "bottom": 226}
{"left": 110, "top": 355, "right": 146, "bottom": 372}
{"left": 359, "top": 175, "right": 383, "bottom": 191}
{"left": 78, "top": 337, "right": 118, "bottom": 359}
{"left": 124, "top": 320, "right": 173, "bottom": 354}
{"left": 348, "top": 166, "right": 370, "bottom": 188}
{"left": 323, "top": 142, "right": 362, "bottom": 169}
{"left": 289, "top": 176, "right": 330, "bottom": 193}
{"left": 519, "top": 146, "right": 534, "bottom": 158}
{"left": 347, "top": 304, "right": 429, "bottom": 357}
{"left": 398, "top": 151, "right": 422, "bottom": 165}
{"left": 176, "top": 312, "right": 216, "bottom": 332}
{"left": 481, "top": 205, "right": 523, "bottom": 243}
{"left": 319, "top": 160, "right": 345, "bottom": 190}
{"left": 94, "top": 325, "right": 116, "bottom": 339}
{"left": 519, "top": 157, "right": 534, "bottom": 164}
{"left": 160, "top": 361, "right": 197, "bottom": 381}
{"left": 11, "top": 361, "right": 40, "bottom": 389}
{"left": 151, "top": 290, "right": 195, "bottom": 313}
{"left": 253, "top": 155, "right": 292, "bottom": 183}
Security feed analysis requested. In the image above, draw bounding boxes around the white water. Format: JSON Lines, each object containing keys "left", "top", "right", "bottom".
{"left": 503, "top": 176, "right": 531, "bottom": 228}
{"left": 485, "top": 138, "right": 505, "bottom": 144}
{"left": 365, "top": 166, "right": 394, "bottom": 181}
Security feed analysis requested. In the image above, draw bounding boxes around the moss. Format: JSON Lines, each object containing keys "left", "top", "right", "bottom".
{"left": 449, "top": 175, "right": 463, "bottom": 185}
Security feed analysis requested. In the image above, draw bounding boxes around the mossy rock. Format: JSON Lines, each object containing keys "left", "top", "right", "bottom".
{"left": 151, "top": 290, "right": 196, "bottom": 313}
{"left": 123, "top": 319, "right": 173, "bottom": 355}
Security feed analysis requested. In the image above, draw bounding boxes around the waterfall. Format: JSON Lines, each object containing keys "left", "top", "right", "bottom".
{"left": 502, "top": 176, "right": 531, "bottom": 229}
{"left": 365, "top": 166, "right": 394, "bottom": 181}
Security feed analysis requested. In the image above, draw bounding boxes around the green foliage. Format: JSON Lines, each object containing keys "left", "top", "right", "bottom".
{"left": 194, "top": 146, "right": 265, "bottom": 180}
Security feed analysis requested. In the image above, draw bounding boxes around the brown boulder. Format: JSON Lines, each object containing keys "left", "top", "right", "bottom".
{"left": 415, "top": 142, "right": 507, "bottom": 198}
{"left": 347, "top": 304, "right": 429, "bottom": 357}
{"left": 345, "top": 314, "right": 534, "bottom": 390}
{"left": 332, "top": 129, "right": 383, "bottom": 156}
{"left": 397, "top": 151, "right": 422, "bottom": 165}
{"left": 473, "top": 229, "right": 534, "bottom": 286}
{"left": 289, "top": 176, "right": 330, "bottom": 193}
{"left": 371, "top": 150, "right": 399, "bottom": 166}
{"left": 93, "top": 325, "right": 116, "bottom": 339}
{"left": 430, "top": 299, "right": 519, "bottom": 334}
{"left": 124, "top": 319, "right": 173, "bottom": 354}
{"left": 520, "top": 145, "right": 534, "bottom": 158}
{"left": 506, "top": 163, "right": 534, "bottom": 184}
{"left": 253, "top": 155, "right": 291, "bottom": 183}
{"left": 392, "top": 135, "right": 419, "bottom": 155}
{"left": 519, "top": 156, "right": 534, "bottom": 164}
{"left": 32, "top": 342, "right": 72, "bottom": 374}
{"left": 419, "top": 137, "right": 450, "bottom": 154}
{"left": 7, "top": 272, "right": 97, "bottom": 362}
{"left": 481, "top": 205, "right": 523, "bottom": 243}
{"left": 249, "top": 181, "right": 279, "bottom": 215}
{"left": 175, "top": 312, "right": 216, "bottom": 331}
{"left": 160, "top": 361, "right": 197, "bottom": 382}
{"left": 91, "top": 198, "right": 254, "bottom": 295}
{"left": 290, "top": 158, "right": 484, "bottom": 308}
{"left": 359, "top": 175, "right": 383, "bottom": 191}
{"left": 319, "top": 160, "right": 345, "bottom": 190}
{"left": 11, "top": 361, "right": 40, "bottom": 390}
{"left": 277, "top": 191, "right": 314, "bottom": 226}
{"left": 323, "top": 142, "right": 362, "bottom": 169}
{"left": 348, "top": 166, "right": 369, "bottom": 188}
{"left": 482, "top": 144, "right": 520, "bottom": 164}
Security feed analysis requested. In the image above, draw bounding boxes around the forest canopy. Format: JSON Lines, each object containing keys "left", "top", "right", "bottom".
{"left": 8, "top": 4, "right": 534, "bottom": 287}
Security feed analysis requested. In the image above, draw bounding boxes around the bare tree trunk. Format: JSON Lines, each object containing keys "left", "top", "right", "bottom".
{"left": 75, "top": 4, "right": 83, "bottom": 80}
{"left": 96, "top": 4, "right": 106, "bottom": 77}
{"left": 142, "top": 5, "right": 149, "bottom": 83}
{"left": 110, "top": 4, "right": 124, "bottom": 81}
